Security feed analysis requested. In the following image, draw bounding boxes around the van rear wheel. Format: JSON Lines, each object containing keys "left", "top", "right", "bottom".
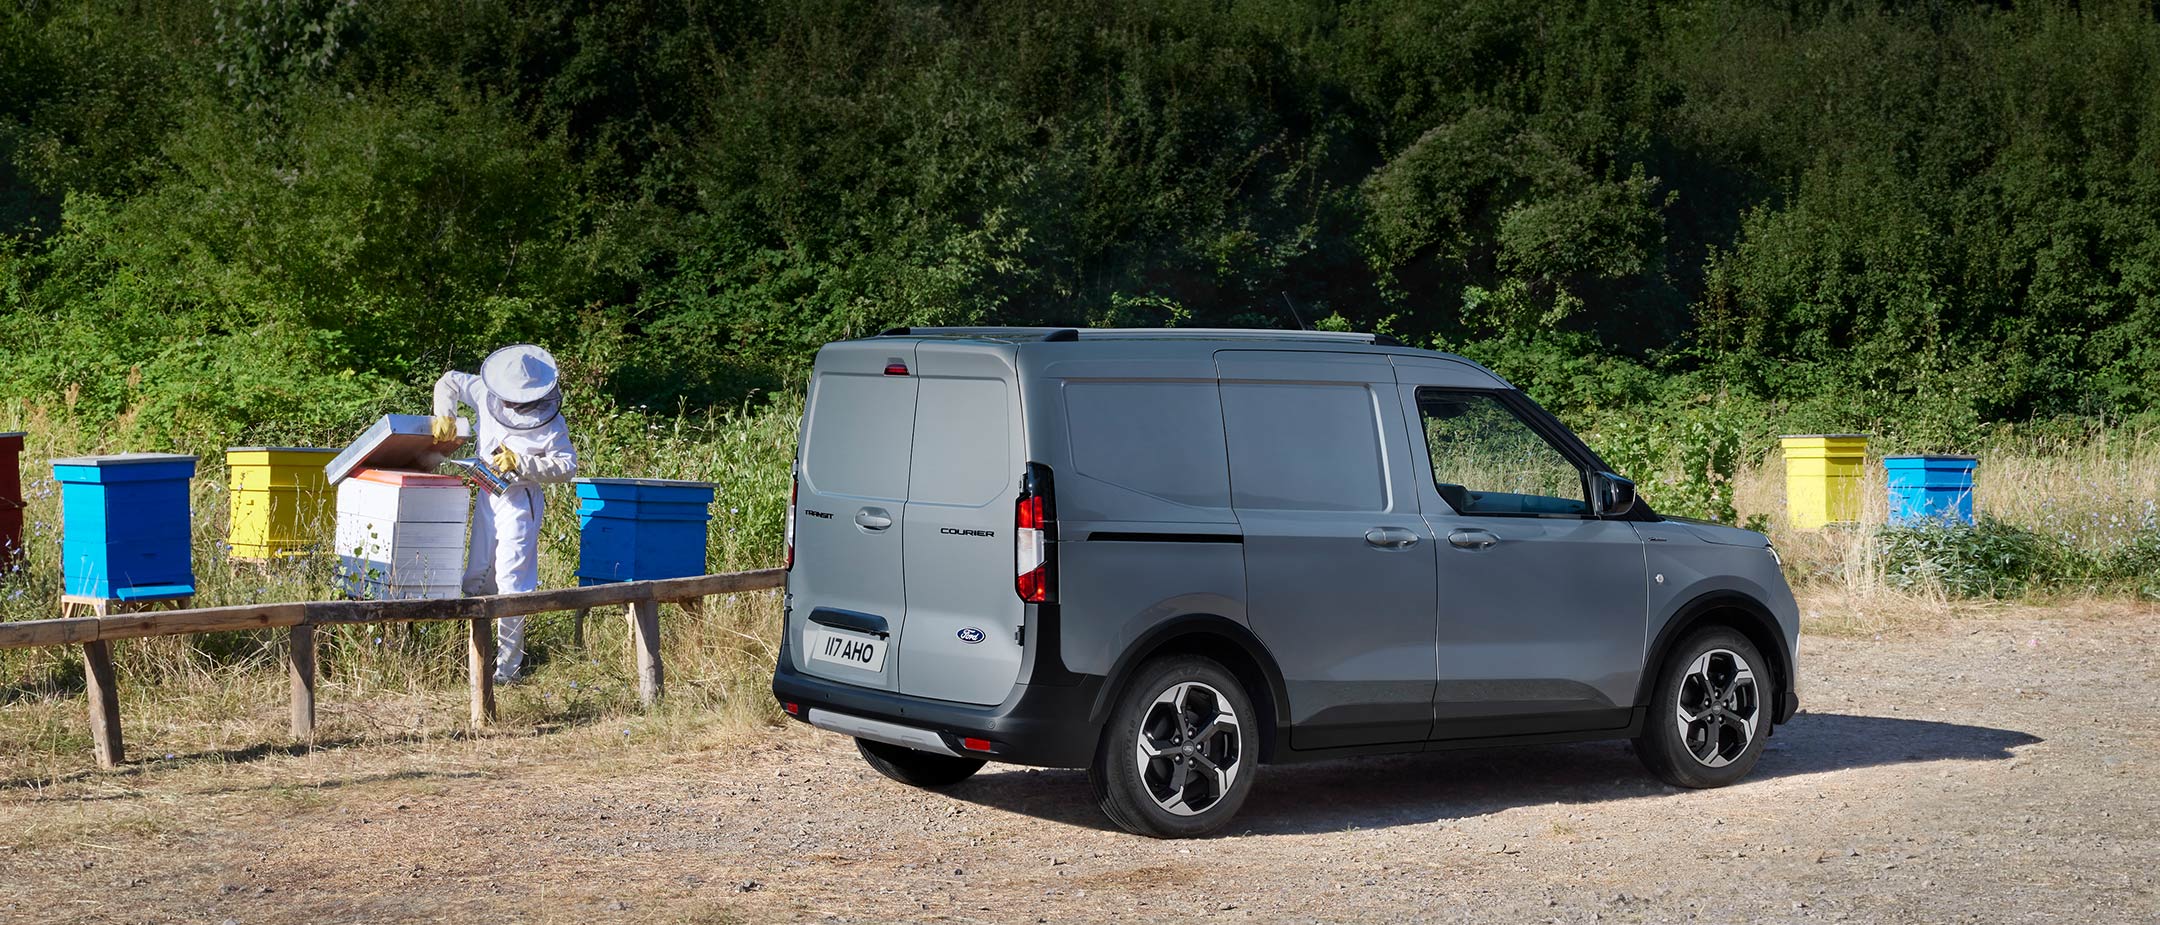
{"left": 1090, "top": 656, "right": 1257, "bottom": 838}
{"left": 855, "top": 738, "right": 986, "bottom": 789}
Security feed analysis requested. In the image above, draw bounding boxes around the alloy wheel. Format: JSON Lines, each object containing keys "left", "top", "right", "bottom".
{"left": 1674, "top": 648, "right": 1759, "bottom": 768}
{"left": 1132, "top": 681, "right": 1242, "bottom": 816}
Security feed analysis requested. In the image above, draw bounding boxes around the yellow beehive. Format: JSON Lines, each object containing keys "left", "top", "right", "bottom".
{"left": 227, "top": 447, "right": 338, "bottom": 559}
{"left": 1780, "top": 434, "right": 1869, "bottom": 529}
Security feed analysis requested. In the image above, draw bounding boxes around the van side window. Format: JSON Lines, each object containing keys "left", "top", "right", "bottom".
{"left": 1415, "top": 390, "right": 1589, "bottom": 517}
{"left": 804, "top": 373, "right": 914, "bottom": 500}
{"left": 1220, "top": 382, "right": 1387, "bottom": 512}
{"left": 1064, "top": 381, "right": 1231, "bottom": 509}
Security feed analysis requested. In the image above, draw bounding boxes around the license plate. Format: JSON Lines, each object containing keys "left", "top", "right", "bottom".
{"left": 807, "top": 627, "right": 887, "bottom": 672}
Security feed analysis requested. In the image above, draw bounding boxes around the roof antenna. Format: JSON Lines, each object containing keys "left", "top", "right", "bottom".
{"left": 1279, "top": 291, "right": 1308, "bottom": 330}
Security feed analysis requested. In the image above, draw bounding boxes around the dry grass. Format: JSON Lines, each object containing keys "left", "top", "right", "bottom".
{"left": 1734, "top": 432, "right": 2160, "bottom": 630}
{"left": 0, "top": 587, "right": 785, "bottom": 785}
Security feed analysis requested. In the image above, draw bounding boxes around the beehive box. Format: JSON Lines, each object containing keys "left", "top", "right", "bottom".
{"left": 1780, "top": 434, "right": 1869, "bottom": 529}
{"left": 227, "top": 446, "right": 338, "bottom": 559}
{"left": 573, "top": 478, "right": 715, "bottom": 585}
{"left": 335, "top": 469, "right": 470, "bottom": 600}
{"left": 1885, "top": 454, "right": 1978, "bottom": 526}
{"left": 0, "top": 431, "right": 23, "bottom": 572}
{"left": 52, "top": 453, "right": 198, "bottom": 600}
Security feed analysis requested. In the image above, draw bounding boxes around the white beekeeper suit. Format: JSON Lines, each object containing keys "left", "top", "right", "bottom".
{"left": 433, "top": 344, "right": 578, "bottom": 683}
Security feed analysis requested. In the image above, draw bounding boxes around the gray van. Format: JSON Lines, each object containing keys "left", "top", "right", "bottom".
{"left": 773, "top": 328, "right": 1800, "bottom": 837}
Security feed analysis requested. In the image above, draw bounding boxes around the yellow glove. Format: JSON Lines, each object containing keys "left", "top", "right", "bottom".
{"left": 430, "top": 415, "right": 459, "bottom": 444}
{"left": 489, "top": 445, "right": 520, "bottom": 475}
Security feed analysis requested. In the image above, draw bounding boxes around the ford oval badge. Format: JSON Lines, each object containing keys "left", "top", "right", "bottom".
{"left": 957, "top": 627, "right": 986, "bottom": 644}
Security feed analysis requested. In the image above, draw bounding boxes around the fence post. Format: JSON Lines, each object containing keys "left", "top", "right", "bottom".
{"left": 572, "top": 607, "right": 588, "bottom": 649}
{"left": 628, "top": 598, "right": 663, "bottom": 708}
{"left": 467, "top": 618, "right": 496, "bottom": 727}
{"left": 82, "top": 639, "right": 123, "bottom": 769}
{"left": 288, "top": 624, "right": 316, "bottom": 743}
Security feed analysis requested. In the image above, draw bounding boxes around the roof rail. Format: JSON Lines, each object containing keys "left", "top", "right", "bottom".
{"left": 1079, "top": 327, "right": 1400, "bottom": 345}
{"left": 877, "top": 326, "right": 1080, "bottom": 342}
{"left": 875, "top": 326, "right": 1403, "bottom": 346}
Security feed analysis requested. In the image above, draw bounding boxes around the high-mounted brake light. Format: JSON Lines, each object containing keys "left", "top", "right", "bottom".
{"left": 785, "top": 470, "right": 799, "bottom": 571}
{"left": 883, "top": 360, "right": 910, "bottom": 376}
{"left": 1015, "top": 463, "right": 1056, "bottom": 603}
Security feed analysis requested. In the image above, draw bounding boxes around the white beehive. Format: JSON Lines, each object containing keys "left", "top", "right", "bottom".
{"left": 334, "top": 468, "right": 470, "bottom": 600}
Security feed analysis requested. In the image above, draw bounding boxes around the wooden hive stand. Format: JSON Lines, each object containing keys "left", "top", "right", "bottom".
{"left": 58, "top": 592, "right": 193, "bottom": 769}
{"left": 60, "top": 592, "right": 195, "bottom": 619}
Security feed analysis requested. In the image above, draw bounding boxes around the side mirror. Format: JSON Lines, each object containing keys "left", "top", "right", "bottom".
{"left": 1591, "top": 471, "right": 1637, "bottom": 517}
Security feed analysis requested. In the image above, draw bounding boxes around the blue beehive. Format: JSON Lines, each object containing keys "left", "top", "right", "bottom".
{"left": 1885, "top": 455, "right": 1978, "bottom": 526}
{"left": 574, "top": 477, "right": 715, "bottom": 585}
{"left": 52, "top": 453, "right": 198, "bottom": 600}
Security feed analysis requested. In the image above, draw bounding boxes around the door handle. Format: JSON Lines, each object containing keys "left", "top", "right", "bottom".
{"left": 1364, "top": 527, "right": 1420, "bottom": 549}
{"left": 1448, "top": 529, "right": 1499, "bottom": 550}
{"left": 854, "top": 508, "right": 893, "bottom": 531}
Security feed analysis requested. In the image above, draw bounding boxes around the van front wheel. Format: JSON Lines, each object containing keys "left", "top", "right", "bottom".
{"left": 1090, "top": 656, "right": 1258, "bottom": 838}
{"left": 1635, "top": 627, "right": 1771, "bottom": 789}
{"left": 855, "top": 738, "right": 986, "bottom": 789}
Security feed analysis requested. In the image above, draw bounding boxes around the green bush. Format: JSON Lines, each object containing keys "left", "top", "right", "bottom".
{"left": 1875, "top": 519, "right": 2064, "bottom": 599}
{"left": 1576, "top": 395, "right": 1748, "bottom": 524}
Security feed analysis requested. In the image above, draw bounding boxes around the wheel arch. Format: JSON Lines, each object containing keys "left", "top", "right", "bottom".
{"left": 1638, "top": 591, "right": 1793, "bottom": 724}
{"left": 1091, "top": 614, "right": 1291, "bottom": 763}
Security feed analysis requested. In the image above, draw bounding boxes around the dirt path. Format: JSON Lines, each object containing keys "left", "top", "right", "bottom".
{"left": 2, "top": 614, "right": 2156, "bottom": 924}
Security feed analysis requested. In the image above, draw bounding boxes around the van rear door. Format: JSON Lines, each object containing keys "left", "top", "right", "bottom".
{"left": 790, "top": 341, "right": 918, "bottom": 692}
{"left": 895, "top": 342, "right": 1027, "bottom": 705}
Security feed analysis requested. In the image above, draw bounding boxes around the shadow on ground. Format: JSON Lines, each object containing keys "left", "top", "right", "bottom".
{"left": 946, "top": 712, "right": 2041, "bottom": 836}
{"left": 0, "top": 731, "right": 495, "bottom": 792}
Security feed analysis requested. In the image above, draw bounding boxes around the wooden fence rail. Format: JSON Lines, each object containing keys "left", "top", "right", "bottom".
{"left": 0, "top": 568, "right": 786, "bottom": 769}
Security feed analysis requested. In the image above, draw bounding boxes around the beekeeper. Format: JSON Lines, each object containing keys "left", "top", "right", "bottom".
{"left": 431, "top": 344, "right": 578, "bottom": 683}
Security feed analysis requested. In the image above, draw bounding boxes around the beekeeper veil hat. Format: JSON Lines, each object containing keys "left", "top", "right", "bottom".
{"left": 480, "top": 344, "right": 563, "bottom": 430}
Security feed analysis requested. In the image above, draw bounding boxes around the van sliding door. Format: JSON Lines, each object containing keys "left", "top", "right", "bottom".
{"left": 1216, "top": 350, "right": 1440, "bottom": 750}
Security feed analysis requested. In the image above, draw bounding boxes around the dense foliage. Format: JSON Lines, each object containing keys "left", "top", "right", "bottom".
{"left": 5, "top": 0, "right": 2160, "bottom": 458}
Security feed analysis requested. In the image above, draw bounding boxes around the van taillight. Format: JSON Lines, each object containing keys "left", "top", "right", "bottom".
{"left": 1015, "top": 463, "right": 1056, "bottom": 603}
{"left": 785, "top": 471, "right": 799, "bottom": 571}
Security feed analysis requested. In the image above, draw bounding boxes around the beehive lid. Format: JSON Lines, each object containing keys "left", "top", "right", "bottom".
{"left": 1779, "top": 433, "right": 1871, "bottom": 439}
{"left": 0, "top": 431, "right": 24, "bottom": 439}
{"left": 228, "top": 446, "right": 339, "bottom": 454}
{"left": 325, "top": 415, "right": 469, "bottom": 485}
{"left": 574, "top": 477, "right": 719, "bottom": 489}
{"left": 50, "top": 452, "right": 198, "bottom": 466}
{"left": 1883, "top": 454, "right": 1978, "bottom": 462}
{"left": 350, "top": 468, "right": 467, "bottom": 488}
{"left": 51, "top": 452, "right": 199, "bottom": 483}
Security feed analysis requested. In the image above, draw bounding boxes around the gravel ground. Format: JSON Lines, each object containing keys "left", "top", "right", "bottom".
{"left": 1, "top": 613, "right": 2155, "bottom": 924}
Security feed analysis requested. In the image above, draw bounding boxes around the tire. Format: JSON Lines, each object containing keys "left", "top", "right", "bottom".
{"left": 1635, "top": 626, "right": 1773, "bottom": 789}
{"left": 855, "top": 738, "right": 986, "bottom": 789}
{"left": 1089, "top": 655, "right": 1258, "bottom": 838}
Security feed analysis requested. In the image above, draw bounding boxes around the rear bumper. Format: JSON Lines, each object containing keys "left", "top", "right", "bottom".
{"left": 772, "top": 657, "right": 1105, "bottom": 768}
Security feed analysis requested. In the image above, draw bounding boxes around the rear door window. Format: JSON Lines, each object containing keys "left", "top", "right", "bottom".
{"left": 804, "top": 372, "right": 915, "bottom": 500}
{"left": 1219, "top": 382, "right": 1387, "bottom": 512}
{"left": 908, "top": 377, "right": 1011, "bottom": 506}
{"left": 1415, "top": 389, "right": 1589, "bottom": 517}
